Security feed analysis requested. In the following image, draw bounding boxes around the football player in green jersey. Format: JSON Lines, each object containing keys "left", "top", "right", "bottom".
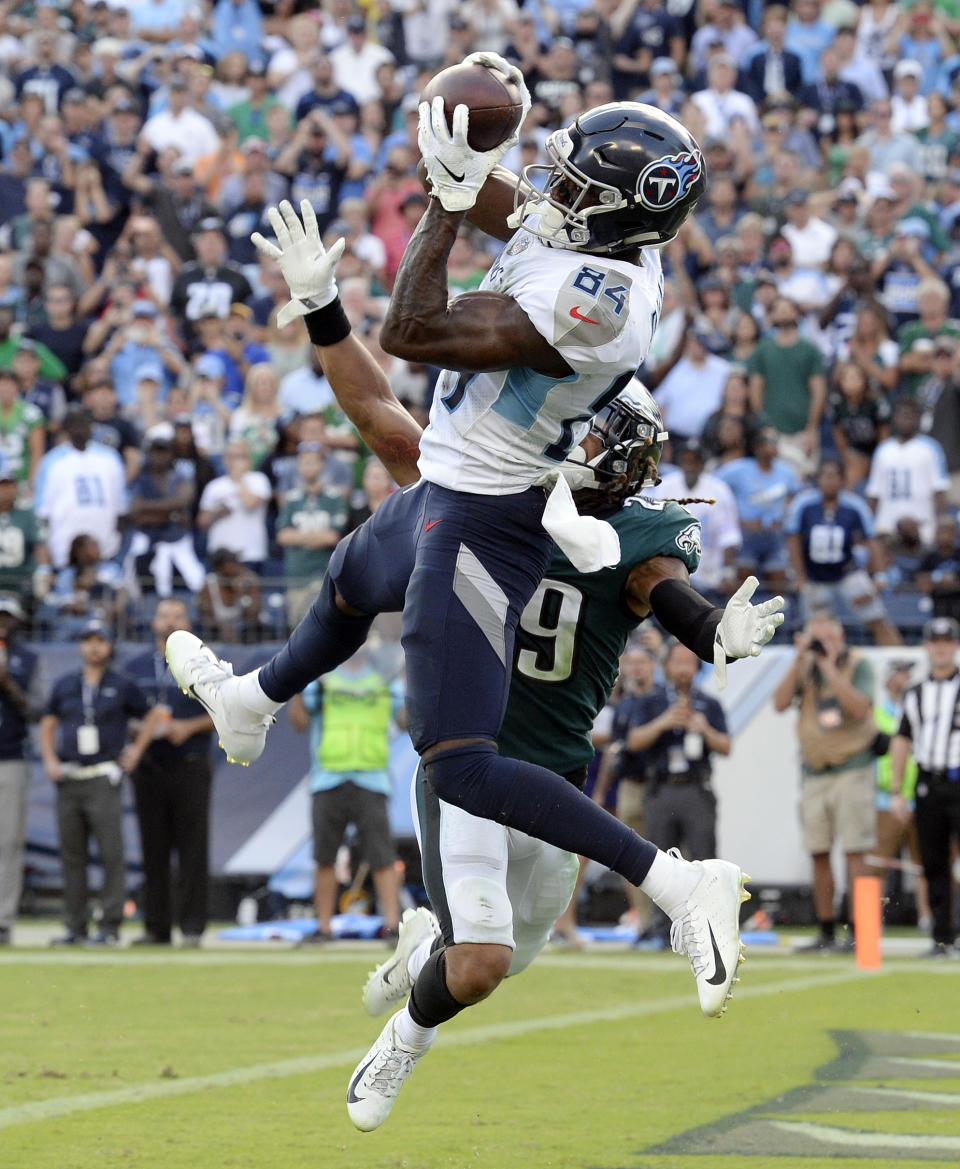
{"left": 277, "top": 254, "right": 783, "bottom": 1129}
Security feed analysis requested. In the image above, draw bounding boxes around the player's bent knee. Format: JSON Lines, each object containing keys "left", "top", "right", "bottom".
{"left": 446, "top": 942, "right": 513, "bottom": 1001}
{"left": 448, "top": 875, "right": 514, "bottom": 943}
{"left": 423, "top": 741, "right": 498, "bottom": 799}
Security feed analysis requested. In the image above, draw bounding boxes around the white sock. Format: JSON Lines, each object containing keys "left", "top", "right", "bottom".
{"left": 234, "top": 668, "right": 282, "bottom": 716}
{"left": 640, "top": 849, "right": 701, "bottom": 919}
{"left": 406, "top": 937, "right": 434, "bottom": 982}
{"left": 394, "top": 1005, "right": 436, "bottom": 1052}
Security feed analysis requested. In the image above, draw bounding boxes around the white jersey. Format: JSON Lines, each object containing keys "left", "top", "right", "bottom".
{"left": 35, "top": 444, "right": 128, "bottom": 567}
{"left": 418, "top": 228, "right": 663, "bottom": 494}
{"left": 866, "top": 434, "right": 949, "bottom": 543}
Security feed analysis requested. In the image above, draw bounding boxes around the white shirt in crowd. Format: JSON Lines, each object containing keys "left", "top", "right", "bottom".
{"left": 35, "top": 443, "right": 128, "bottom": 567}
{"left": 654, "top": 354, "right": 731, "bottom": 440}
{"left": 866, "top": 433, "right": 950, "bottom": 544}
{"left": 142, "top": 106, "right": 219, "bottom": 165}
{"left": 329, "top": 39, "right": 395, "bottom": 105}
{"left": 781, "top": 216, "right": 839, "bottom": 270}
{"left": 690, "top": 86, "right": 759, "bottom": 139}
{"left": 891, "top": 93, "right": 930, "bottom": 135}
{"left": 198, "top": 471, "right": 272, "bottom": 564}
{"left": 650, "top": 468, "right": 742, "bottom": 591}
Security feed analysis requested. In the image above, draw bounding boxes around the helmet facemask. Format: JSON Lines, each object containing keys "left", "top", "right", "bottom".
{"left": 509, "top": 127, "right": 631, "bottom": 252}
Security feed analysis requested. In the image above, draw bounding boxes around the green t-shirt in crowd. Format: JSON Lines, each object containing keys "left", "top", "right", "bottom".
{"left": 747, "top": 335, "right": 825, "bottom": 435}
{"left": 0, "top": 336, "right": 66, "bottom": 383}
{"left": 897, "top": 317, "right": 960, "bottom": 394}
{"left": 278, "top": 487, "right": 348, "bottom": 583}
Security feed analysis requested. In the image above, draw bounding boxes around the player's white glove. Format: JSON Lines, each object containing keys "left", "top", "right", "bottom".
{"left": 251, "top": 199, "right": 345, "bottom": 327}
{"left": 418, "top": 96, "right": 513, "bottom": 213}
{"left": 713, "top": 575, "right": 785, "bottom": 691}
{"left": 461, "top": 50, "right": 532, "bottom": 142}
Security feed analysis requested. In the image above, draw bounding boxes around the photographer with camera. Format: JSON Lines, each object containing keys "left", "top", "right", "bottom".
{"left": 774, "top": 612, "right": 878, "bottom": 951}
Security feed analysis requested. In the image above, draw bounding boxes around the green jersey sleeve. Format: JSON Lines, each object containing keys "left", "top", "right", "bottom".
{"left": 613, "top": 496, "right": 702, "bottom": 576}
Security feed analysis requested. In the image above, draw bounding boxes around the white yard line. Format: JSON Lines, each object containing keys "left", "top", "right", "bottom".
{"left": 0, "top": 967, "right": 877, "bottom": 1131}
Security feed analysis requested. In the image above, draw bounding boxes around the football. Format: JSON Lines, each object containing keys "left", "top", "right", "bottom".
{"left": 420, "top": 62, "right": 524, "bottom": 153}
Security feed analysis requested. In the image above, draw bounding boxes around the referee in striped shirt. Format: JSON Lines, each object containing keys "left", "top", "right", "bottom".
{"left": 891, "top": 617, "right": 960, "bottom": 957}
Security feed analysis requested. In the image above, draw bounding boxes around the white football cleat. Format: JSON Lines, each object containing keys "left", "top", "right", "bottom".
{"left": 165, "top": 631, "right": 273, "bottom": 765}
{"left": 347, "top": 1010, "right": 431, "bottom": 1131}
{"left": 363, "top": 906, "right": 441, "bottom": 1017}
{"left": 670, "top": 858, "right": 749, "bottom": 1018}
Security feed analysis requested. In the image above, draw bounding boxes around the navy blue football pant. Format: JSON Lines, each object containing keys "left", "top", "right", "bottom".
{"left": 259, "top": 481, "right": 658, "bottom": 885}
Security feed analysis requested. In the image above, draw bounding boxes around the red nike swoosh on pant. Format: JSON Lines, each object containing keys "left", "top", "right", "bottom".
{"left": 570, "top": 306, "right": 599, "bottom": 324}
{"left": 424, "top": 519, "right": 442, "bottom": 531}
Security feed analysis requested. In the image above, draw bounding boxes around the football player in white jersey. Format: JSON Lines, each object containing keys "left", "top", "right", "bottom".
{"left": 166, "top": 56, "right": 762, "bottom": 1126}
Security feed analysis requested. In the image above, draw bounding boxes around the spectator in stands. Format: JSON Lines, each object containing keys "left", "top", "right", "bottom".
{"left": 866, "top": 395, "right": 948, "bottom": 545}
{"left": 871, "top": 659, "right": 929, "bottom": 930}
{"left": 897, "top": 278, "right": 960, "bottom": 394}
{"left": 0, "top": 595, "right": 43, "bottom": 946}
{"left": 26, "top": 284, "right": 88, "bottom": 383}
{"left": 228, "top": 362, "right": 284, "bottom": 469}
{"left": 129, "top": 429, "right": 206, "bottom": 597}
{"left": 198, "top": 548, "right": 262, "bottom": 642}
{"left": 832, "top": 24, "right": 886, "bottom": 105}
{"left": 785, "top": 458, "right": 900, "bottom": 644}
{"left": 277, "top": 442, "right": 348, "bottom": 628}
{"left": 652, "top": 326, "right": 730, "bottom": 445}
{"left": 651, "top": 440, "right": 741, "bottom": 600}
{"left": 616, "top": 641, "right": 731, "bottom": 951}
{"left": 747, "top": 295, "right": 827, "bottom": 476}
{"left": 41, "top": 620, "right": 158, "bottom": 947}
{"left": 0, "top": 471, "right": 48, "bottom": 599}
{"left": 43, "top": 534, "right": 126, "bottom": 641}
{"left": 799, "top": 44, "right": 864, "bottom": 142}
{"left": 740, "top": 5, "right": 803, "bottom": 105}
{"left": 0, "top": 366, "right": 44, "bottom": 491}
{"left": 330, "top": 15, "right": 395, "bottom": 106}
{"left": 126, "top": 598, "right": 215, "bottom": 947}
{"left": 142, "top": 74, "right": 219, "bottom": 167}
{"left": 288, "top": 646, "right": 404, "bottom": 943}
{"left": 0, "top": 308, "right": 65, "bottom": 383}
{"left": 829, "top": 360, "right": 891, "bottom": 490}
{"left": 35, "top": 406, "right": 127, "bottom": 571}
{"left": 715, "top": 425, "right": 801, "bottom": 588}
{"left": 170, "top": 217, "right": 253, "bottom": 348}
{"left": 774, "top": 613, "right": 877, "bottom": 952}
{"left": 918, "top": 514, "right": 960, "bottom": 622}
{"left": 780, "top": 188, "right": 838, "bottom": 270}
{"left": 837, "top": 302, "right": 900, "bottom": 399}
{"left": 84, "top": 378, "right": 141, "bottom": 482}
{"left": 197, "top": 436, "right": 271, "bottom": 572}
{"left": 786, "top": 0, "right": 835, "bottom": 85}
{"left": 691, "top": 53, "right": 759, "bottom": 141}
{"left": 274, "top": 110, "right": 349, "bottom": 237}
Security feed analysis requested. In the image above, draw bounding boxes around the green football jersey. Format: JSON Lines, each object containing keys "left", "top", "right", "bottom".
{"left": 498, "top": 496, "right": 702, "bottom": 778}
{"left": 278, "top": 488, "right": 349, "bottom": 583}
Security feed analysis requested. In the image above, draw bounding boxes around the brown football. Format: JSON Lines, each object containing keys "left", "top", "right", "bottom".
{"left": 420, "top": 62, "right": 524, "bottom": 152}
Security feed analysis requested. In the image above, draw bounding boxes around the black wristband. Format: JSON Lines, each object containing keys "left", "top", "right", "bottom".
{"left": 648, "top": 577, "right": 723, "bottom": 664}
{"left": 304, "top": 297, "right": 351, "bottom": 347}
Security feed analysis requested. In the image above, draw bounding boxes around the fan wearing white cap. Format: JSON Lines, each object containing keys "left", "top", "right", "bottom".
{"left": 891, "top": 59, "right": 929, "bottom": 134}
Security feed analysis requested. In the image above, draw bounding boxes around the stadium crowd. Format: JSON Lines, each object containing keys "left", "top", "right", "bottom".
{"left": 0, "top": 0, "right": 957, "bottom": 645}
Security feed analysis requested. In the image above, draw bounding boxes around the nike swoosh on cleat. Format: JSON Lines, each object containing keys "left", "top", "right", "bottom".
{"left": 380, "top": 960, "right": 399, "bottom": 986}
{"left": 188, "top": 683, "right": 215, "bottom": 715}
{"left": 569, "top": 306, "right": 600, "bottom": 324}
{"left": 347, "top": 1056, "right": 377, "bottom": 1103}
{"left": 705, "top": 923, "right": 727, "bottom": 986}
{"left": 438, "top": 160, "right": 465, "bottom": 183}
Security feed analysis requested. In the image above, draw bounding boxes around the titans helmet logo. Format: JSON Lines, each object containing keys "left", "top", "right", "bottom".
{"left": 636, "top": 151, "right": 703, "bottom": 211}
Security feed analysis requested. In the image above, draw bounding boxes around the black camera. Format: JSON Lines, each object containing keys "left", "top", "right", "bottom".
{"left": 809, "top": 638, "right": 827, "bottom": 657}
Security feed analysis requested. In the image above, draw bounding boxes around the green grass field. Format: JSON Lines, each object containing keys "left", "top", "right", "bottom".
{"left": 2, "top": 944, "right": 959, "bottom": 1169}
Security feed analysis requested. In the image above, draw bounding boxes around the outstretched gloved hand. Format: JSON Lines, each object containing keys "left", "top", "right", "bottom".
{"left": 251, "top": 199, "right": 345, "bottom": 327}
{"left": 713, "top": 576, "right": 785, "bottom": 690}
